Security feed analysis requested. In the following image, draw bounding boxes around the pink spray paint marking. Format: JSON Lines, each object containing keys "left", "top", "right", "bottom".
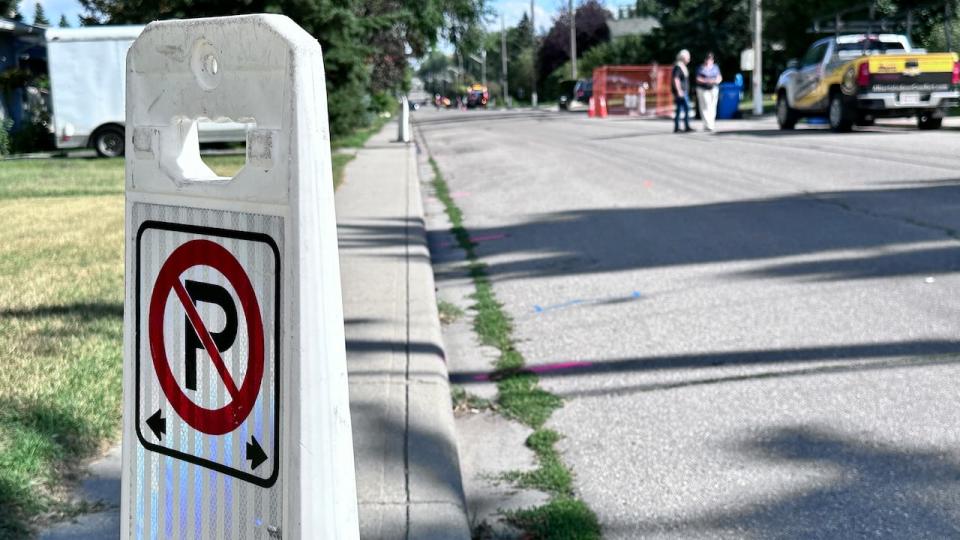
{"left": 435, "top": 233, "right": 508, "bottom": 249}
{"left": 470, "top": 361, "right": 594, "bottom": 381}
{"left": 469, "top": 233, "right": 508, "bottom": 243}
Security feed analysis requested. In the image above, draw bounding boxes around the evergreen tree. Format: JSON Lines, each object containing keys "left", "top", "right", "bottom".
{"left": 58, "top": 14, "right": 70, "bottom": 27}
{"left": 33, "top": 2, "right": 49, "bottom": 25}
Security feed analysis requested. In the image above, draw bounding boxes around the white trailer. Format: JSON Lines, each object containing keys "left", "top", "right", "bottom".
{"left": 45, "top": 26, "right": 246, "bottom": 157}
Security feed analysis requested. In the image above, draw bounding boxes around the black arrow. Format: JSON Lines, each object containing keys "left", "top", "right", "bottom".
{"left": 146, "top": 409, "right": 166, "bottom": 441}
{"left": 246, "top": 436, "right": 267, "bottom": 470}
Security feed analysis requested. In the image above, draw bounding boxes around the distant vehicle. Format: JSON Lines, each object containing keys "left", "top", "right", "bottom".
{"left": 574, "top": 79, "right": 593, "bottom": 105}
{"left": 466, "top": 84, "right": 489, "bottom": 108}
{"left": 45, "top": 26, "right": 248, "bottom": 157}
{"left": 775, "top": 34, "right": 960, "bottom": 132}
{"left": 558, "top": 80, "right": 577, "bottom": 110}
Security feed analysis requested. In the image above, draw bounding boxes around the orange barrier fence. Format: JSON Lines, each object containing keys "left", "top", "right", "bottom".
{"left": 590, "top": 65, "right": 674, "bottom": 118}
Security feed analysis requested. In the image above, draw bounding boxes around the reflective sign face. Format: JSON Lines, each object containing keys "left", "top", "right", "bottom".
{"left": 134, "top": 205, "right": 282, "bottom": 504}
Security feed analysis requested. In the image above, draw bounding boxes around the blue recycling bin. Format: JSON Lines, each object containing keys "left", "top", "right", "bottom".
{"left": 716, "top": 79, "right": 742, "bottom": 120}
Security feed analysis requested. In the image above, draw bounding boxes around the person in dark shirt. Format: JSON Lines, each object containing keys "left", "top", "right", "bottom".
{"left": 672, "top": 49, "right": 693, "bottom": 133}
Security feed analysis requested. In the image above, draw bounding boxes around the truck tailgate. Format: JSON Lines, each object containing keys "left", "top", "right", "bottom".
{"left": 865, "top": 53, "right": 957, "bottom": 93}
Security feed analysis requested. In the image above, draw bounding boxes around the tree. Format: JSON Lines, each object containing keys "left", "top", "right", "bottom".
{"left": 580, "top": 34, "right": 649, "bottom": 74}
{"left": 0, "top": 0, "right": 16, "bottom": 18}
{"left": 33, "top": 2, "right": 49, "bottom": 26}
{"left": 58, "top": 14, "right": 71, "bottom": 27}
{"left": 538, "top": 0, "right": 612, "bottom": 82}
{"left": 75, "top": 0, "right": 486, "bottom": 136}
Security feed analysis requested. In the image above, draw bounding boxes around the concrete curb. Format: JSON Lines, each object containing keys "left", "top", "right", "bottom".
{"left": 337, "top": 123, "right": 470, "bottom": 539}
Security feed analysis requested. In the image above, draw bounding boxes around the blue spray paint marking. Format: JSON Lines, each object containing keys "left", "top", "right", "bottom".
{"left": 136, "top": 445, "right": 145, "bottom": 540}
{"left": 533, "top": 291, "right": 642, "bottom": 314}
{"left": 164, "top": 457, "right": 173, "bottom": 538}
{"left": 534, "top": 299, "right": 584, "bottom": 313}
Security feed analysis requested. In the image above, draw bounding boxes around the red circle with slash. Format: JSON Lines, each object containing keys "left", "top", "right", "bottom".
{"left": 148, "top": 239, "right": 264, "bottom": 435}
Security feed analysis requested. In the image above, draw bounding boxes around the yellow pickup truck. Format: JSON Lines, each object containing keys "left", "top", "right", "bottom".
{"left": 776, "top": 34, "right": 959, "bottom": 131}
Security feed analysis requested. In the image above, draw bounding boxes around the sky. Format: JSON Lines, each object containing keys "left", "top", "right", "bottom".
{"left": 18, "top": 0, "right": 635, "bottom": 35}
{"left": 18, "top": 0, "right": 83, "bottom": 25}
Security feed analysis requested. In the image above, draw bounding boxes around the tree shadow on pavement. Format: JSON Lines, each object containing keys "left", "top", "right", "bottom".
{"left": 419, "top": 181, "right": 960, "bottom": 283}
{"left": 606, "top": 424, "right": 960, "bottom": 538}
{"left": 449, "top": 341, "right": 960, "bottom": 396}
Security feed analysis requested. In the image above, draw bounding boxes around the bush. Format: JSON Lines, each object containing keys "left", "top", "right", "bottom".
{"left": 580, "top": 35, "right": 651, "bottom": 75}
{"left": 0, "top": 119, "right": 12, "bottom": 156}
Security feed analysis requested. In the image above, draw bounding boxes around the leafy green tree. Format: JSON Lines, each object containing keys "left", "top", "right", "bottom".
{"left": 77, "top": 0, "right": 486, "bottom": 135}
{"left": 538, "top": 0, "right": 612, "bottom": 82}
{"left": 58, "top": 14, "right": 70, "bottom": 27}
{"left": 580, "top": 34, "right": 650, "bottom": 75}
{"left": 33, "top": 2, "right": 49, "bottom": 25}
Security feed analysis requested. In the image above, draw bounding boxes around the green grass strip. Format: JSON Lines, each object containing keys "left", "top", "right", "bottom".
{"left": 428, "top": 158, "right": 600, "bottom": 539}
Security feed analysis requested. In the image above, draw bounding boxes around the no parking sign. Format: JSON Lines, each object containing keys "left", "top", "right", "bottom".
{"left": 121, "top": 15, "right": 358, "bottom": 539}
{"left": 137, "top": 224, "right": 280, "bottom": 485}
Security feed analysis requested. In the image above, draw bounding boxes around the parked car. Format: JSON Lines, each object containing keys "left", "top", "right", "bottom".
{"left": 574, "top": 79, "right": 592, "bottom": 106}
{"left": 558, "top": 80, "right": 577, "bottom": 110}
{"left": 775, "top": 33, "right": 960, "bottom": 132}
{"left": 466, "top": 84, "right": 489, "bottom": 109}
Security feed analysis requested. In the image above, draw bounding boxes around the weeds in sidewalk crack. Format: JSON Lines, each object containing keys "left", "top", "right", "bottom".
{"left": 438, "top": 299, "right": 465, "bottom": 324}
{"left": 429, "top": 157, "right": 600, "bottom": 539}
{"left": 451, "top": 385, "right": 494, "bottom": 415}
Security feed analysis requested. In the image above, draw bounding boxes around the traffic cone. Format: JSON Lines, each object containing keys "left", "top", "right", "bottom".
{"left": 599, "top": 96, "right": 608, "bottom": 118}
{"left": 588, "top": 96, "right": 596, "bottom": 118}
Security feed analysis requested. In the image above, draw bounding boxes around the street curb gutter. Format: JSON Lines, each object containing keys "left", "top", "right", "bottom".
{"left": 400, "top": 141, "right": 472, "bottom": 538}
{"left": 338, "top": 123, "right": 470, "bottom": 539}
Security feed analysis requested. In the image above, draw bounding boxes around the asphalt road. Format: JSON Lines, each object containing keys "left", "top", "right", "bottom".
{"left": 416, "top": 108, "right": 960, "bottom": 539}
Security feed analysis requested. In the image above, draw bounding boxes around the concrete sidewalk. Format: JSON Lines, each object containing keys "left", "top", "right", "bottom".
{"left": 337, "top": 122, "right": 470, "bottom": 538}
{"left": 41, "top": 121, "right": 469, "bottom": 539}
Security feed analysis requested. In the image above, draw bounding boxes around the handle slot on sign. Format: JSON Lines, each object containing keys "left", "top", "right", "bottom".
{"left": 135, "top": 118, "right": 274, "bottom": 187}
{"left": 131, "top": 35, "right": 278, "bottom": 189}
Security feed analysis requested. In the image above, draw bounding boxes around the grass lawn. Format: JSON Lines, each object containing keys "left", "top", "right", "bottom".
{"left": 0, "top": 144, "right": 358, "bottom": 535}
{"left": 738, "top": 94, "right": 776, "bottom": 115}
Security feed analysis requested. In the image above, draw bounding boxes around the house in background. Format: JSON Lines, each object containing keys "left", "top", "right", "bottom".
{"left": 0, "top": 18, "right": 46, "bottom": 131}
{"left": 607, "top": 15, "right": 659, "bottom": 40}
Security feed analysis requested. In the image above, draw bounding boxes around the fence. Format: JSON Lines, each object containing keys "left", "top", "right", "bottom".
{"left": 590, "top": 65, "right": 674, "bottom": 118}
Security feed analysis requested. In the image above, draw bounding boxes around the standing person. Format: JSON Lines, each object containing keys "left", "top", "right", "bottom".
{"left": 696, "top": 52, "right": 723, "bottom": 132}
{"left": 672, "top": 49, "right": 693, "bottom": 133}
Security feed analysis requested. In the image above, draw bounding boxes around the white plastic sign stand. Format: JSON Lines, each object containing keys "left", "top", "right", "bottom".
{"left": 120, "top": 15, "right": 358, "bottom": 539}
{"left": 398, "top": 96, "right": 410, "bottom": 143}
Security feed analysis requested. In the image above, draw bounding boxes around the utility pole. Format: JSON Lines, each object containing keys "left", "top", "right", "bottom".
{"left": 482, "top": 49, "right": 487, "bottom": 88}
{"left": 570, "top": 0, "right": 577, "bottom": 79}
{"left": 752, "top": 0, "right": 763, "bottom": 116}
{"left": 501, "top": 14, "right": 509, "bottom": 108}
{"left": 531, "top": 0, "right": 538, "bottom": 107}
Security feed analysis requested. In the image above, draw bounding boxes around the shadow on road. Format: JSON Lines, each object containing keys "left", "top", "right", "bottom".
{"left": 606, "top": 424, "right": 960, "bottom": 537}
{"left": 449, "top": 341, "right": 960, "bottom": 395}
{"left": 418, "top": 181, "right": 960, "bottom": 282}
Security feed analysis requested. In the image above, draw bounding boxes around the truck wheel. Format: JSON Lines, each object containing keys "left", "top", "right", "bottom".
{"left": 917, "top": 113, "right": 943, "bottom": 130}
{"left": 93, "top": 126, "right": 124, "bottom": 158}
{"left": 828, "top": 92, "right": 854, "bottom": 132}
{"left": 776, "top": 93, "right": 798, "bottom": 130}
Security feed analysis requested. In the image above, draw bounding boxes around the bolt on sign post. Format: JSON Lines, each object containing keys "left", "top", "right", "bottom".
{"left": 120, "top": 15, "right": 359, "bottom": 539}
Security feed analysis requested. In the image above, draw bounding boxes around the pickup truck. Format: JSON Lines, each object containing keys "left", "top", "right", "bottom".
{"left": 776, "top": 34, "right": 959, "bottom": 132}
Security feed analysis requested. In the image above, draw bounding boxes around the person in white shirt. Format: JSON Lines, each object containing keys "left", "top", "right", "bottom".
{"left": 695, "top": 52, "right": 723, "bottom": 132}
